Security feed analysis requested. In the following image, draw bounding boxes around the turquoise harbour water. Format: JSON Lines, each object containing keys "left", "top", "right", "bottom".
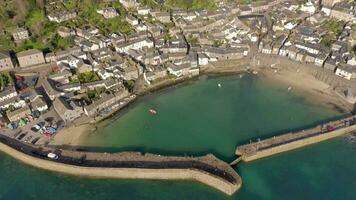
{"left": 1, "top": 75, "right": 355, "bottom": 200}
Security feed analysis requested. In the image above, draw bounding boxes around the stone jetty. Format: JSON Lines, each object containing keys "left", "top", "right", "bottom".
{"left": 236, "top": 115, "right": 356, "bottom": 162}
{"left": 0, "top": 134, "right": 241, "bottom": 196}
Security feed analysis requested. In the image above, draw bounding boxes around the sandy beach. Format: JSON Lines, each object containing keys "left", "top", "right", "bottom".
{"left": 50, "top": 124, "right": 94, "bottom": 146}
{"left": 256, "top": 55, "right": 354, "bottom": 113}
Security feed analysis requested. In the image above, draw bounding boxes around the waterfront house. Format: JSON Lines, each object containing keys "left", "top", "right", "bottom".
{"left": 304, "top": 52, "right": 317, "bottom": 64}
{"left": 84, "top": 89, "right": 128, "bottom": 117}
{"left": 0, "top": 51, "right": 14, "bottom": 71}
{"left": 335, "top": 64, "right": 356, "bottom": 80}
{"left": 167, "top": 63, "right": 197, "bottom": 77}
{"left": 279, "top": 46, "right": 289, "bottom": 57}
{"left": 16, "top": 49, "right": 45, "bottom": 68}
{"left": 324, "top": 58, "right": 337, "bottom": 71}
{"left": 53, "top": 97, "right": 83, "bottom": 122}
{"left": 295, "top": 42, "right": 321, "bottom": 55}
{"left": 315, "top": 52, "right": 329, "bottom": 67}
{"left": 143, "top": 66, "right": 168, "bottom": 85}
{"left": 198, "top": 53, "right": 209, "bottom": 66}
{"left": 295, "top": 51, "right": 306, "bottom": 62}
{"left": 201, "top": 47, "right": 248, "bottom": 61}
{"left": 287, "top": 46, "right": 298, "bottom": 60}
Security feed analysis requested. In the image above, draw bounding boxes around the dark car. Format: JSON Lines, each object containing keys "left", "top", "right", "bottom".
{"left": 45, "top": 117, "right": 54, "bottom": 123}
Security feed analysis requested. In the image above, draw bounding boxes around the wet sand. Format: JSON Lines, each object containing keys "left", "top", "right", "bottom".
{"left": 50, "top": 124, "right": 94, "bottom": 146}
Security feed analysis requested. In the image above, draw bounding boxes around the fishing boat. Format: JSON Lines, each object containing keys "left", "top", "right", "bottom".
{"left": 149, "top": 109, "right": 157, "bottom": 115}
{"left": 218, "top": 83, "right": 222, "bottom": 88}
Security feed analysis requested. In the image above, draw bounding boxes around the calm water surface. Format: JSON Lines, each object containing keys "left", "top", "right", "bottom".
{"left": 1, "top": 75, "right": 355, "bottom": 200}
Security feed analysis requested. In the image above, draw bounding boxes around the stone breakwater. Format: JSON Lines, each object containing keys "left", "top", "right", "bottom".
{"left": 236, "top": 116, "right": 356, "bottom": 162}
{"left": 0, "top": 135, "right": 241, "bottom": 196}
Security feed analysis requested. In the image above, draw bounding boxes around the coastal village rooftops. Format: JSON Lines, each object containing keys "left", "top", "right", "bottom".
{"left": 84, "top": 93, "right": 115, "bottom": 113}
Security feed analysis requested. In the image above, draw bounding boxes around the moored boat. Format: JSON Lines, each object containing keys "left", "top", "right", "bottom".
{"left": 149, "top": 109, "right": 157, "bottom": 115}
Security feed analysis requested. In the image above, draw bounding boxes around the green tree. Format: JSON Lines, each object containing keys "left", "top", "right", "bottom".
{"left": 78, "top": 72, "right": 100, "bottom": 83}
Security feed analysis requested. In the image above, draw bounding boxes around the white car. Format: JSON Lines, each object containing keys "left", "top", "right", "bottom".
{"left": 47, "top": 153, "right": 59, "bottom": 160}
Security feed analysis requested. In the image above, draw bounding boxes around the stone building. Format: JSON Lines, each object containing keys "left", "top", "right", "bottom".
{"left": 53, "top": 97, "right": 83, "bottom": 122}
{"left": 12, "top": 28, "right": 29, "bottom": 42}
{"left": 0, "top": 52, "right": 14, "bottom": 71}
{"left": 16, "top": 49, "right": 45, "bottom": 68}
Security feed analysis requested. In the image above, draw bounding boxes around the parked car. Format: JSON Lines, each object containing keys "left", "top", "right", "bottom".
{"left": 47, "top": 153, "right": 59, "bottom": 160}
{"left": 31, "top": 125, "right": 41, "bottom": 132}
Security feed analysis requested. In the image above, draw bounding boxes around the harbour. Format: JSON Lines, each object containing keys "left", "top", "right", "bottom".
{"left": 1, "top": 75, "right": 355, "bottom": 199}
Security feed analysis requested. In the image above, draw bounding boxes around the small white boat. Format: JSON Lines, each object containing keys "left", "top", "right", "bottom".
{"left": 288, "top": 86, "right": 292, "bottom": 91}
{"left": 218, "top": 83, "right": 222, "bottom": 88}
{"left": 149, "top": 109, "right": 157, "bottom": 115}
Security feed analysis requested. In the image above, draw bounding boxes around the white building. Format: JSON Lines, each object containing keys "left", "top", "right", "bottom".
{"left": 138, "top": 7, "right": 150, "bottom": 15}
{"left": 335, "top": 64, "right": 356, "bottom": 80}
{"left": 115, "top": 38, "right": 154, "bottom": 53}
{"left": 300, "top": 1, "right": 316, "bottom": 14}
{"left": 97, "top": 7, "right": 119, "bottom": 19}
{"left": 0, "top": 87, "right": 17, "bottom": 103}
{"left": 198, "top": 53, "right": 209, "bottom": 66}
